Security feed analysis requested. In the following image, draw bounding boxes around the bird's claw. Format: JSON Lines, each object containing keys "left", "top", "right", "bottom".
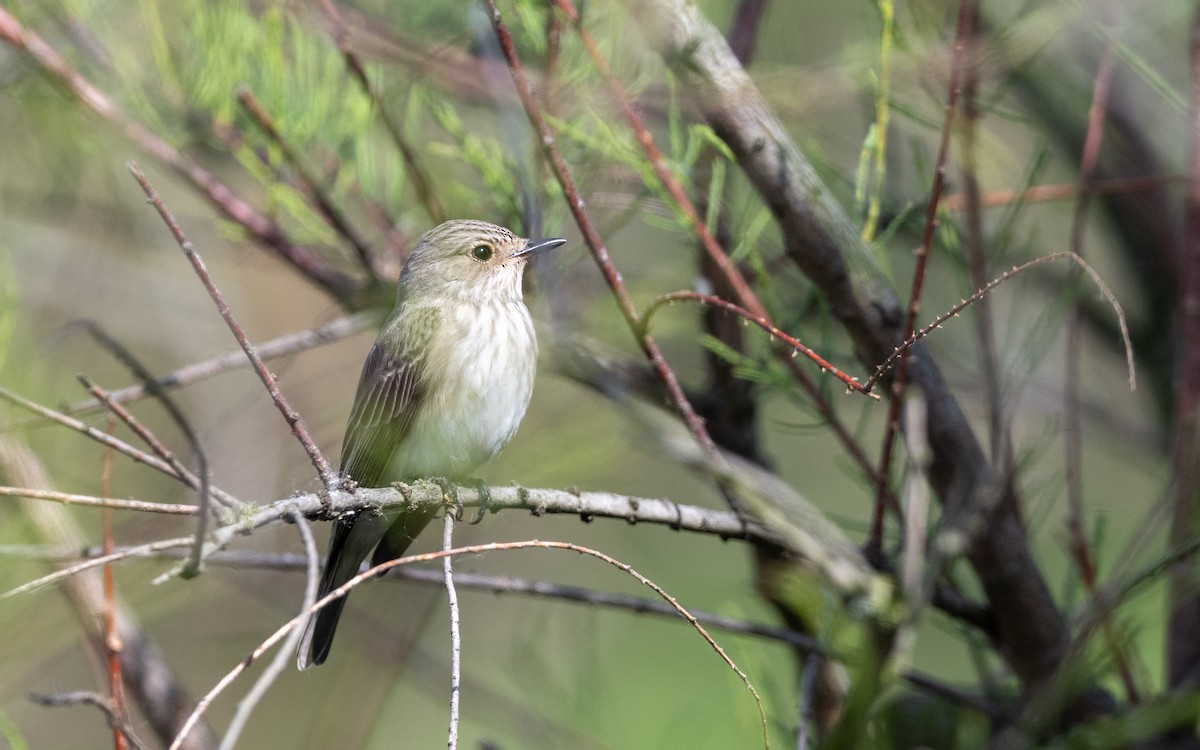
{"left": 433, "top": 478, "right": 490, "bottom": 523}
{"left": 469, "top": 480, "right": 491, "bottom": 525}
{"left": 432, "top": 477, "right": 465, "bottom": 520}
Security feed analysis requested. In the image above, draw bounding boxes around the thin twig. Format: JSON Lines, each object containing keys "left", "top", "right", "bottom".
{"left": 236, "top": 89, "right": 376, "bottom": 276}
{"left": 101, "top": 418, "right": 128, "bottom": 750}
{"left": 956, "top": 0, "right": 1004, "bottom": 463}
{"left": 79, "top": 375, "right": 224, "bottom": 510}
{"left": 169, "top": 540, "right": 771, "bottom": 750}
{"left": 940, "top": 174, "right": 1188, "bottom": 211}
{"left": 46, "top": 313, "right": 372, "bottom": 421}
{"left": 0, "top": 537, "right": 196, "bottom": 601}
{"left": 0, "top": 486, "right": 198, "bottom": 515}
{"left": 29, "top": 692, "right": 148, "bottom": 750}
{"left": 319, "top": 0, "right": 448, "bottom": 225}
{"left": 77, "top": 324, "right": 210, "bottom": 577}
{"left": 867, "top": 1, "right": 973, "bottom": 558}
{"left": 641, "top": 291, "right": 877, "bottom": 397}
{"left": 0, "top": 386, "right": 238, "bottom": 509}
{"left": 1064, "top": 42, "right": 1116, "bottom": 592}
{"left": 69, "top": 322, "right": 224, "bottom": 515}
{"left": 443, "top": 515, "right": 461, "bottom": 750}
{"left": 217, "top": 509, "right": 317, "bottom": 750}
{"left": 864, "top": 251, "right": 1136, "bottom": 393}
{"left": 1062, "top": 39, "right": 1142, "bottom": 704}
{"left": 128, "top": 162, "right": 337, "bottom": 493}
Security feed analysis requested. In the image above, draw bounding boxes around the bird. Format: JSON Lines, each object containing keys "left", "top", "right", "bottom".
{"left": 297, "top": 219, "right": 565, "bottom": 669}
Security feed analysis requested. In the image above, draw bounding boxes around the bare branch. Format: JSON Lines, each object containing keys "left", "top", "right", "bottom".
{"left": 0, "top": 486, "right": 198, "bottom": 515}
{"left": 170, "top": 540, "right": 770, "bottom": 750}
{"left": 217, "top": 509, "right": 317, "bottom": 750}
{"left": 0, "top": 385, "right": 240, "bottom": 510}
{"left": 59, "top": 314, "right": 373, "bottom": 419}
{"left": 442, "top": 515, "right": 461, "bottom": 750}
{"left": 29, "top": 691, "right": 148, "bottom": 750}
{"left": 129, "top": 163, "right": 337, "bottom": 498}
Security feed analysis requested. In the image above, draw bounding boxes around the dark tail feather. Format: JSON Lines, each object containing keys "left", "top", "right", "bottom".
{"left": 370, "top": 506, "right": 436, "bottom": 568}
{"left": 297, "top": 517, "right": 383, "bottom": 670}
{"left": 297, "top": 508, "right": 434, "bottom": 669}
{"left": 299, "top": 587, "right": 347, "bottom": 668}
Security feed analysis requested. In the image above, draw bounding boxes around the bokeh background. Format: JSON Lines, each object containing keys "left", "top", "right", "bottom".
{"left": 0, "top": 0, "right": 1193, "bottom": 747}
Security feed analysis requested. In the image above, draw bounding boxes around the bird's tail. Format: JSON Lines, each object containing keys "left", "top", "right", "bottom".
{"left": 297, "top": 507, "right": 436, "bottom": 669}
{"left": 297, "top": 518, "right": 382, "bottom": 670}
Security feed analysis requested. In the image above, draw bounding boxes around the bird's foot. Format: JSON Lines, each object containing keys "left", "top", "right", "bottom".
{"left": 465, "top": 479, "right": 491, "bottom": 525}
{"left": 431, "top": 477, "right": 464, "bottom": 520}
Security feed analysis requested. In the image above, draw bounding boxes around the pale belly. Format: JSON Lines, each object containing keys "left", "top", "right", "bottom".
{"left": 391, "top": 301, "right": 537, "bottom": 479}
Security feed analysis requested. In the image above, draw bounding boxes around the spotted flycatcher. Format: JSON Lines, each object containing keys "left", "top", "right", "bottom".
{"left": 298, "top": 219, "right": 565, "bottom": 668}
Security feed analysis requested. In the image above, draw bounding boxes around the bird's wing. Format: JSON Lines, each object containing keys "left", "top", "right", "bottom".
{"left": 339, "top": 341, "right": 425, "bottom": 487}
{"left": 298, "top": 311, "right": 437, "bottom": 669}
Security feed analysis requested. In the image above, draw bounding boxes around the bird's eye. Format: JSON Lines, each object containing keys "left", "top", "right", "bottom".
{"left": 470, "top": 244, "right": 493, "bottom": 262}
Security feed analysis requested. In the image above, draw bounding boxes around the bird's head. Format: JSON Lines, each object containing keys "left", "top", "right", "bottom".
{"left": 398, "top": 220, "right": 566, "bottom": 303}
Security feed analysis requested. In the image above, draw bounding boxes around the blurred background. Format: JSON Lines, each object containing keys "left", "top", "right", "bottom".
{"left": 0, "top": 0, "right": 1193, "bottom": 747}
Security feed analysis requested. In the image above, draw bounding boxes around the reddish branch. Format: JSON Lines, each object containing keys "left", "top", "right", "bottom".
{"left": 101, "top": 421, "right": 129, "bottom": 750}
{"left": 642, "top": 291, "right": 876, "bottom": 397}
{"left": 236, "top": 89, "right": 377, "bottom": 276}
{"left": 320, "top": 0, "right": 448, "bottom": 225}
{"left": 867, "top": 2, "right": 973, "bottom": 557}
{"left": 481, "top": 0, "right": 724, "bottom": 466}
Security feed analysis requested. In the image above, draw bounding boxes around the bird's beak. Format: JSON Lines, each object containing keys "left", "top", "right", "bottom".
{"left": 514, "top": 237, "right": 567, "bottom": 258}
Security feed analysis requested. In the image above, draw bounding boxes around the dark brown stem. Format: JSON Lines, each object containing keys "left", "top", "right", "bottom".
{"left": 1167, "top": 6, "right": 1200, "bottom": 692}
{"left": 957, "top": 3, "right": 1004, "bottom": 462}
{"left": 320, "top": 0, "right": 448, "bottom": 225}
{"left": 236, "top": 89, "right": 377, "bottom": 277}
{"left": 867, "top": 1, "right": 972, "bottom": 557}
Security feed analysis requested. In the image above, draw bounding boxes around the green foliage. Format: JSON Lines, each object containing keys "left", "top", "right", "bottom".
{"left": 0, "top": 249, "right": 14, "bottom": 377}
{"left": 0, "top": 712, "right": 28, "bottom": 750}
